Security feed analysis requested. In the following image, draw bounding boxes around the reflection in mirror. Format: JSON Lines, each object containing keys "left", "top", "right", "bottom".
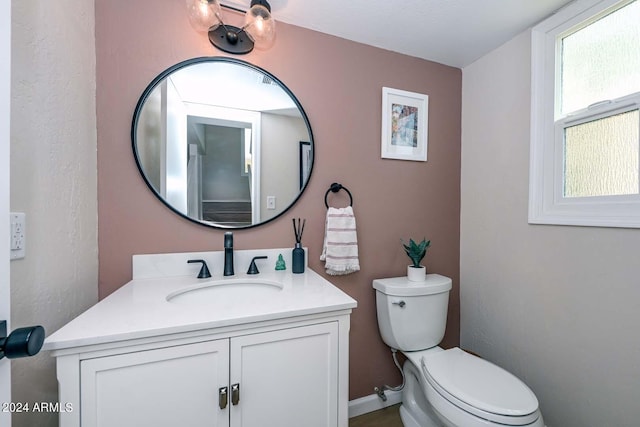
{"left": 133, "top": 57, "right": 314, "bottom": 228}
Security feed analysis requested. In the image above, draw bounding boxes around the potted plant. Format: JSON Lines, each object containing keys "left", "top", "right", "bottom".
{"left": 402, "top": 238, "right": 431, "bottom": 281}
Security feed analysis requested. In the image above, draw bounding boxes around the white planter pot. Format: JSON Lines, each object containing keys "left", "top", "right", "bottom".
{"left": 407, "top": 265, "right": 426, "bottom": 282}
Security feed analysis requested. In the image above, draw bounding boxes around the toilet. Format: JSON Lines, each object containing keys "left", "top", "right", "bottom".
{"left": 373, "top": 275, "right": 544, "bottom": 427}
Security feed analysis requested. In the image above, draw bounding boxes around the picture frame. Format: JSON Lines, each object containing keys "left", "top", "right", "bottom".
{"left": 381, "top": 87, "right": 429, "bottom": 161}
{"left": 299, "top": 141, "right": 312, "bottom": 189}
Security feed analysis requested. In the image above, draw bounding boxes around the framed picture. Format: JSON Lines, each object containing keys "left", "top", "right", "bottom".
{"left": 381, "top": 87, "right": 428, "bottom": 161}
{"left": 299, "top": 141, "right": 312, "bottom": 189}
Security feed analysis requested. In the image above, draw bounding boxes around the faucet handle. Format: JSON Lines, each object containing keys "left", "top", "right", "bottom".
{"left": 247, "top": 256, "right": 268, "bottom": 275}
{"left": 187, "top": 259, "right": 211, "bottom": 279}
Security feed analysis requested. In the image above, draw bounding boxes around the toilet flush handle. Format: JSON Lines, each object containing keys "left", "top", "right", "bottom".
{"left": 392, "top": 301, "right": 406, "bottom": 308}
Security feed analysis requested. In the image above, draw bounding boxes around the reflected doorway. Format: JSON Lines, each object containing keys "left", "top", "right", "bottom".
{"left": 187, "top": 119, "right": 259, "bottom": 226}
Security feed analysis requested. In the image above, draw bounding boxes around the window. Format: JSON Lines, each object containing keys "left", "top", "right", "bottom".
{"left": 529, "top": 0, "right": 640, "bottom": 227}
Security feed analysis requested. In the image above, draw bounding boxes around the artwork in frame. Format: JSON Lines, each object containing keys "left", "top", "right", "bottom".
{"left": 299, "top": 141, "right": 312, "bottom": 189}
{"left": 381, "top": 87, "right": 428, "bottom": 161}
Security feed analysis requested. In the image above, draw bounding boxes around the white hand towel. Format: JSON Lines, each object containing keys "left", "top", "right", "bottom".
{"left": 320, "top": 206, "right": 360, "bottom": 275}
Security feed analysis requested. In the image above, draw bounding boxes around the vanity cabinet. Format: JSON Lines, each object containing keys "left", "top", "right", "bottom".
{"left": 47, "top": 251, "right": 357, "bottom": 427}
{"left": 60, "top": 321, "right": 341, "bottom": 427}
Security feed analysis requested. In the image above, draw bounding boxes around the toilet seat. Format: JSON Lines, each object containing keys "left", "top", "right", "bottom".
{"left": 416, "top": 348, "right": 540, "bottom": 425}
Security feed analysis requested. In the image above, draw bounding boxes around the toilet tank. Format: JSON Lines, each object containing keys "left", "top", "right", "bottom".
{"left": 373, "top": 274, "right": 452, "bottom": 351}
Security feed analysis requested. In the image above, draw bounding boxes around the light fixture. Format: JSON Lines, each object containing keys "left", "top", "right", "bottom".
{"left": 186, "top": 0, "right": 276, "bottom": 54}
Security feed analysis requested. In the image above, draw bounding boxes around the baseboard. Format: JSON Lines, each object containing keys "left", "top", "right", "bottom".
{"left": 348, "top": 389, "right": 402, "bottom": 418}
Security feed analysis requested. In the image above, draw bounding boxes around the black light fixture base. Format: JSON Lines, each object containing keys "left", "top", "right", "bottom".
{"left": 250, "top": 0, "right": 271, "bottom": 12}
{"left": 208, "top": 25, "right": 254, "bottom": 55}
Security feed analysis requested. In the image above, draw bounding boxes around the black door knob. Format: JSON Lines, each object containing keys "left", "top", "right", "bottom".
{"left": 0, "top": 321, "right": 45, "bottom": 360}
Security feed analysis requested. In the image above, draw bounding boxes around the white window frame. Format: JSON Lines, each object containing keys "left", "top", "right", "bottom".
{"left": 529, "top": 0, "right": 640, "bottom": 228}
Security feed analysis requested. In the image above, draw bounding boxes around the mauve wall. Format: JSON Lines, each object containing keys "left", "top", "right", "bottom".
{"left": 96, "top": 0, "right": 461, "bottom": 399}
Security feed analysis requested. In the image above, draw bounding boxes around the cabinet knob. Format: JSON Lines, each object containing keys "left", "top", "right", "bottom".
{"left": 231, "top": 383, "right": 240, "bottom": 405}
{"left": 219, "top": 386, "right": 228, "bottom": 409}
{"left": 0, "top": 321, "right": 45, "bottom": 360}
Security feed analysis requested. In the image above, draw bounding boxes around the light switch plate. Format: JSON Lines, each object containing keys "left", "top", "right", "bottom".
{"left": 266, "top": 196, "right": 276, "bottom": 210}
{"left": 10, "top": 212, "right": 25, "bottom": 260}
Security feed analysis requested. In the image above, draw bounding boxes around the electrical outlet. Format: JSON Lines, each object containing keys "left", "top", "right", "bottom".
{"left": 10, "top": 212, "right": 25, "bottom": 260}
{"left": 267, "top": 196, "right": 276, "bottom": 210}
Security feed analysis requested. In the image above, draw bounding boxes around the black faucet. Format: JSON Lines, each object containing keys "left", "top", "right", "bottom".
{"left": 224, "top": 232, "right": 234, "bottom": 276}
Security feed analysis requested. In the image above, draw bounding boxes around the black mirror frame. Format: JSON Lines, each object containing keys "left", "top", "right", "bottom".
{"left": 131, "top": 56, "right": 314, "bottom": 229}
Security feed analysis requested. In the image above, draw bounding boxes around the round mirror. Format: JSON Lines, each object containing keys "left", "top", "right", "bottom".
{"left": 132, "top": 57, "right": 314, "bottom": 229}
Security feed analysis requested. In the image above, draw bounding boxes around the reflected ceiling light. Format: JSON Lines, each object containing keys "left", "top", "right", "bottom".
{"left": 186, "top": 0, "right": 276, "bottom": 54}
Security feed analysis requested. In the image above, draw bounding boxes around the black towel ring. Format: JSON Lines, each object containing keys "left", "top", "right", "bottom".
{"left": 324, "top": 182, "right": 353, "bottom": 208}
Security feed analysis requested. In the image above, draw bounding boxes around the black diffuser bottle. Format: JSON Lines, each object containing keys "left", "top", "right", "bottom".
{"left": 292, "top": 218, "right": 305, "bottom": 274}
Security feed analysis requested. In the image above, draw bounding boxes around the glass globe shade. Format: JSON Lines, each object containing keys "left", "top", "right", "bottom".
{"left": 244, "top": 3, "right": 276, "bottom": 46}
{"left": 186, "top": 0, "right": 221, "bottom": 33}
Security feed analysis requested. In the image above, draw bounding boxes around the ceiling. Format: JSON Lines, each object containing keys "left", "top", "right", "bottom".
{"left": 224, "top": 0, "right": 575, "bottom": 68}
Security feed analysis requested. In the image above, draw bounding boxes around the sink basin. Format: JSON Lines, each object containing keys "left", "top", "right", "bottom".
{"left": 166, "top": 278, "right": 284, "bottom": 306}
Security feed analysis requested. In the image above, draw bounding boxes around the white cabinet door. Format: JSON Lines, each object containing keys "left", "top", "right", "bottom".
{"left": 80, "top": 339, "right": 229, "bottom": 427}
{"left": 230, "top": 322, "right": 339, "bottom": 427}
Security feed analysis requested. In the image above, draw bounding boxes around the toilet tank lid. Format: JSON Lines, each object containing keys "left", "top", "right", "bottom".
{"left": 373, "top": 274, "right": 452, "bottom": 296}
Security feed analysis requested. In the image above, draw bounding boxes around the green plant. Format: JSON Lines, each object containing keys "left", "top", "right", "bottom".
{"left": 402, "top": 238, "right": 431, "bottom": 268}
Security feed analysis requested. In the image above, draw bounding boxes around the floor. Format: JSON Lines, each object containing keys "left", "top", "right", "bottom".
{"left": 349, "top": 404, "right": 403, "bottom": 427}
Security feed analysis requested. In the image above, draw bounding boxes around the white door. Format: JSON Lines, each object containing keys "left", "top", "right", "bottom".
{"left": 230, "top": 323, "right": 339, "bottom": 427}
{"left": 80, "top": 339, "right": 230, "bottom": 427}
{"left": 1, "top": 0, "right": 13, "bottom": 423}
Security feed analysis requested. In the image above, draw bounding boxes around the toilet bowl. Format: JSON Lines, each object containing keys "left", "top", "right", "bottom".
{"left": 373, "top": 275, "right": 544, "bottom": 427}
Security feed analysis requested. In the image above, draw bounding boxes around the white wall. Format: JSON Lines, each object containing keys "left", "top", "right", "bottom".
{"left": 1, "top": 1, "right": 12, "bottom": 422}
{"left": 461, "top": 30, "right": 640, "bottom": 426}
{"left": 10, "top": 2, "right": 98, "bottom": 426}
{"left": 260, "top": 113, "right": 308, "bottom": 220}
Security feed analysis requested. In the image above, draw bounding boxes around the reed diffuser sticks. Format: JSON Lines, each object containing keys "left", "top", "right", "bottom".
{"left": 292, "top": 218, "right": 306, "bottom": 244}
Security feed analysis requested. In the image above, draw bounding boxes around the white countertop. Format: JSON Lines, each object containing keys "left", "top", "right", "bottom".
{"left": 44, "top": 250, "right": 357, "bottom": 352}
